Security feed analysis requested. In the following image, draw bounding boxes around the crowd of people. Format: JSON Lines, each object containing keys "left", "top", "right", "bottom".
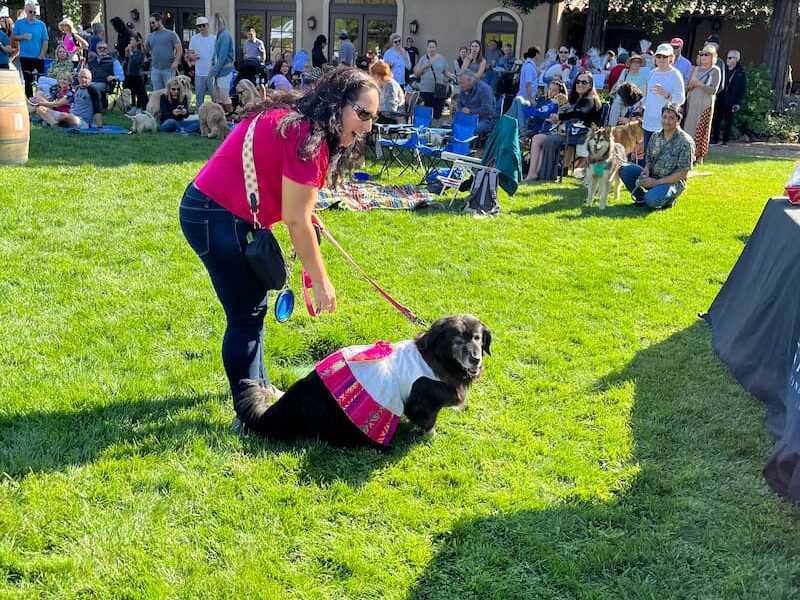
{"left": 0, "top": 2, "right": 751, "bottom": 203}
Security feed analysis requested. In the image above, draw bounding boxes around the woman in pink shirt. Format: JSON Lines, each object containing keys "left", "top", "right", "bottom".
{"left": 180, "top": 67, "right": 379, "bottom": 399}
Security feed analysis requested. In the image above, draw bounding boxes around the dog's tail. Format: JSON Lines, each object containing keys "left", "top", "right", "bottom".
{"left": 233, "top": 379, "right": 280, "bottom": 433}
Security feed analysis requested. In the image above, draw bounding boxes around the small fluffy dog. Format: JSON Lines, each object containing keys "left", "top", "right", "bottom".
{"left": 611, "top": 119, "right": 644, "bottom": 156}
{"left": 127, "top": 111, "right": 158, "bottom": 133}
{"left": 584, "top": 125, "right": 628, "bottom": 210}
{"left": 234, "top": 314, "right": 492, "bottom": 449}
{"left": 198, "top": 103, "right": 229, "bottom": 139}
{"left": 111, "top": 88, "right": 132, "bottom": 112}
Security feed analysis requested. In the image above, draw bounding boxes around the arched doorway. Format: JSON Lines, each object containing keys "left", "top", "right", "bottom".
{"left": 480, "top": 10, "right": 520, "bottom": 57}
{"left": 237, "top": 0, "right": 296, "bottom": 61}
{"left": 329, "top": 0, "right": 396, "bottom": 56}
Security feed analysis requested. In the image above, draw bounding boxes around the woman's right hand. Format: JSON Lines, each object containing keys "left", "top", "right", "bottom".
{"left": 313, "top": 276, "right": 337, "bottom": 314}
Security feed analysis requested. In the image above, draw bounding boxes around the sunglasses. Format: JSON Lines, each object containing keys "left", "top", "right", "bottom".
{"left": 698, "top": 52, "right": 710, "bottom": 56}
{"left": 558, "top": 50, "right": 569, "bottom": 54}
{"left": 198, "top": 23, "right": 208, "bottom": 27}
{"left": 392, "top": 40, "right": 401, "bottom": 44}
{"left": 655, "top": 54, "right": 669, "bottom": 59}
{"left": 575, "top": 79, "right": 590, "bottom": 85}
{"left": 26, "top": 9, "right": 36, "bottom": 14}
{"left": 351, "top": 102, "right": 377, "bottom": 122}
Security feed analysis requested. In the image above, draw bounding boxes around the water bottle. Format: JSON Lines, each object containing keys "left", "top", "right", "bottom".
{"left": 32, "top": 69, "right": 38, "bottom": 94}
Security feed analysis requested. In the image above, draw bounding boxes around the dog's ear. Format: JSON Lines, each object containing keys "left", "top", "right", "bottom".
{"left": 481, "top": 326, "right": 492, "bottom": 357}
{"left": 590, "top": 123, "right": 598, "bottom": 133}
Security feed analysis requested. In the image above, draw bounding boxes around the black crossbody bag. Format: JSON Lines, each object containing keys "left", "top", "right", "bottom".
{"left": 242, "top": 114, "right": 290, "bottom": 290}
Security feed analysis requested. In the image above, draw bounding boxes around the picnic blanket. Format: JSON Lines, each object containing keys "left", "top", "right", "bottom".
{"left": 316, "top": 181, "right": 434, "bottom": 211}
{"left": 63, "top": 125, "right": 131, "bottom": 135}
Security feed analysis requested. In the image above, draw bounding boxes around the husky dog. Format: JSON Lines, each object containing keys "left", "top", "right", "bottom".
{"left": 584, "top": 125, "right": 628, "bottom": 210}
{"left": 126, "top": 111, "right": 158, "bottom": 133}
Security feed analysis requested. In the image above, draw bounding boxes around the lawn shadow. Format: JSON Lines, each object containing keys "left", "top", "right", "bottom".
{"left": 239, "top": 421, "right": 424, "bottom": 488}
{"left": 0, "top": 394, "right": 224, "bottom": 478}
{"left": 407, "top": 321, "right": 800, "bottom": 598}
{"left": 557, "top": 202, "right": 652, "bottom": 221}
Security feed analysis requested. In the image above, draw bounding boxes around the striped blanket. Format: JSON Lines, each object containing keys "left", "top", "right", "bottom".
{"left": 316, "top": 182, "right": 434, "bottom": 211}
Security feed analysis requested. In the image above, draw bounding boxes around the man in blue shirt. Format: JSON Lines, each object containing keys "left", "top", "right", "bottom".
{"left": 455, "top": 70, "right": 496, "bottom": 135}
{"left": 337, "top": 29, "right": 355, "bottom": 67}
{"left": 670, "top": 37, "right": 692, "bottom": 90}
{"left": 12, "top": 1, "right": 48, "bottom": 97}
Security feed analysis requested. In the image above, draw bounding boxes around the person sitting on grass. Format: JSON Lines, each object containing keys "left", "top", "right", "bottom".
{"left": 34, "top": 68, "right": 102, "bottom": 129}
{"left": 618, "top": 102, "right": 695, "bottom": 209}
{"left": 159, "top": 76, "right": 200, "bottom": 133}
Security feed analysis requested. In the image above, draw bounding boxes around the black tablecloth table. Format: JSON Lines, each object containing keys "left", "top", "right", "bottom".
{"left": 704, "top": 197, "right": 800, "bottom": 499}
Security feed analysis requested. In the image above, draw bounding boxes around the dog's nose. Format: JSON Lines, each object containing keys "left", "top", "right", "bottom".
{"left": 469, "top": 355, "right": 481, "bottom": 366}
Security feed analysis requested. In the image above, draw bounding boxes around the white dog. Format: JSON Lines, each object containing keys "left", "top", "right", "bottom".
{"left": 127, "top": 111, "right": 158, "bottom": 133}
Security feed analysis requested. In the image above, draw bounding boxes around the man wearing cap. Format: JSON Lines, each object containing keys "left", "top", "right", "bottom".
{"left": 641, "top": 43, "right": 685, "bottom": 150}
{"left": 383, "top": 33, "right": 410, "bottom": 85}
{"left": 670, "top": 37, "right": 692, "bottom": 88}
{"left": 189, "top": 16, "right": 216, "bottom": 105}
{"left": 619, "top": 103, "right": 695, "bottom": 209}
{"left": 705, "top": 34, "right": 726, "bottom": 93}
{"left": 337, "top": 29, "right": 356, "bottom": 67}
{"left": 12, "top": 1, "right": 48, "bottom": 97}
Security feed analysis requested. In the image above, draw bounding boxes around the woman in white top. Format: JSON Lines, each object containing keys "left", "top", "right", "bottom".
{"left": 641, "top": 43, "right": 685, "bottom": 150}
{"left": 370, "top": 60, "right": 405, "bottom": 123}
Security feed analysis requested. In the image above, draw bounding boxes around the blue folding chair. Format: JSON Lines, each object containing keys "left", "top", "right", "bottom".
{"left": 418, "top": 111, "right": 478, "bottom": 182}
{"left": 377, "top": 105, "right": 433, "bottom": 176}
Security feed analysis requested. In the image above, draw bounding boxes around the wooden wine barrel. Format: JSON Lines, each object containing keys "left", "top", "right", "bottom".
{"left": 0, "top": 67, "right": 30, "bottom": 165}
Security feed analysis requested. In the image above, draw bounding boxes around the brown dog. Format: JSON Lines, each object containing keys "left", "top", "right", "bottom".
{"left": 198, "top": 103, "right": 229, "bottom": 139}
{"left": 611, "top": 119, "right": 644, "bottom": 156}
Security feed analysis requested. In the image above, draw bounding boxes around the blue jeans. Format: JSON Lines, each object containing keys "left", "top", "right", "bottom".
{"left": 160, "top": 118, "right": 201, "bottom": 134}
{"left": 179, "top": 183, "right": 271, "bottom": 394}
{"left": 619, "top": 164, "right": 686, "bottom": 208}
{"left": 150, "top": 68, "right": 175, "bottom": 91}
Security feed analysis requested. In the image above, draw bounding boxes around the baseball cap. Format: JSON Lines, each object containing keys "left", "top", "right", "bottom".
{"left": 706, "top": 33, "right": 721, "bottom": 44}
{"left": 670, "top": 37, "right": 684, "bottom": 47}
{"left": 0, "top": 6, "right": 9, "bottom": 17}
{"left": 338, "top": 28, "right": 349, "bottom": 37}
{"left": 196, "top": 16, "right": 209, "bottom": 25}
{"left": 655, "top": 43, "right": 674, "bottom": 57}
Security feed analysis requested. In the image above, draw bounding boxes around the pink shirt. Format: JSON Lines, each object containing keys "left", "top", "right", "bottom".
{"left": 194, "top": 109, "right": 329, "bottom": 228}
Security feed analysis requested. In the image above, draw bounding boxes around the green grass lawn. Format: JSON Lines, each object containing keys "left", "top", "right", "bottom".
{"left": 1, "top": 124, "right": 799, "bottom": 599}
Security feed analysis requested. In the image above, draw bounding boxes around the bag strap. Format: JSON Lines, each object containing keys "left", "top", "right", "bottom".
{"left": 242, "top": 113, "right": 263, "bottom": 228}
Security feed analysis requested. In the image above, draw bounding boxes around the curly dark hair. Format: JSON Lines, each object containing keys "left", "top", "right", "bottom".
{"left": 249, "top": 67, "right": 378, "bottom": 185}
{"left": 617, "top": 81, "right": 643, "bottom": 107}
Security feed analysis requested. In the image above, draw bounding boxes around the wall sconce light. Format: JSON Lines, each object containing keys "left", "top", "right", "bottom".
{"left": 409, "top": 19, "right": 418, "bottom": 35}
{"left": 711, "top": 17, "right": 722, "bottom": 31}
{"left": 307, "top": 16, "right": 317, "bottom": 30}
{"left": 130, "top": 8, "right": 140, "bottom": 22}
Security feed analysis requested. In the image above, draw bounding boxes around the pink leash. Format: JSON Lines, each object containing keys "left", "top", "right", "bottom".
{"left": 303, "top": 215, "right": 426, "bottom": 327}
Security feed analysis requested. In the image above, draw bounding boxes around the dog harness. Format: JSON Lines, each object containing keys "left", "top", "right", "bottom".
{"left": 315, "top": 340, "right": 440, "bottom": 446}
{"left": 592, "top": 160, "right": 613, "bottom": 178}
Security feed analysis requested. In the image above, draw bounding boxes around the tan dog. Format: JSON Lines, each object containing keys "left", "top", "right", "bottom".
{"left": 235, "top": 79, "right": 262, "bottom": 108}
{"left": 111, "top": 88, "right": 132, "bottom": 112}
{"left": 198, "top": 103, "right": 229, "bottom": 139}
{"left": 611, "top": 119, "right": 644, "bottom": 156}
{"left": 127, "top": 111, "right": 158, "bottom": 133}
{"left": 583, "top": 125, "right": 627, "bottom": 210}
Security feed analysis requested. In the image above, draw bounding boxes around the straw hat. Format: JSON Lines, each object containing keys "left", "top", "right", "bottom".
{"left": 626, "top": 52, "right": 644, "bottom": 66}
{"left": 58, "top": 17, "right": 75, "bottom": 30}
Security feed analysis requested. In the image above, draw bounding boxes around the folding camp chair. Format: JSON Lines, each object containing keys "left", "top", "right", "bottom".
{"left": 417, "top": 111, "right": 477, "bottom": 183}
{"left": 377, "top": 104, "right": 433, "bottom": 176}
{"left": 437, "top": 114, "right": 522, "bottom": 201}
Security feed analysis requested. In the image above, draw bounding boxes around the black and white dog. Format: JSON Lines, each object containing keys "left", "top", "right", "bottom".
{"left": 234, "top": 315, "right": 491, "bottom": 449}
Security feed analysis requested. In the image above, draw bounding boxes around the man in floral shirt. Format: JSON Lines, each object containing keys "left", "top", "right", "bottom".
{"left": 619, "top": 103, "right": 695, "bottom": 209}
